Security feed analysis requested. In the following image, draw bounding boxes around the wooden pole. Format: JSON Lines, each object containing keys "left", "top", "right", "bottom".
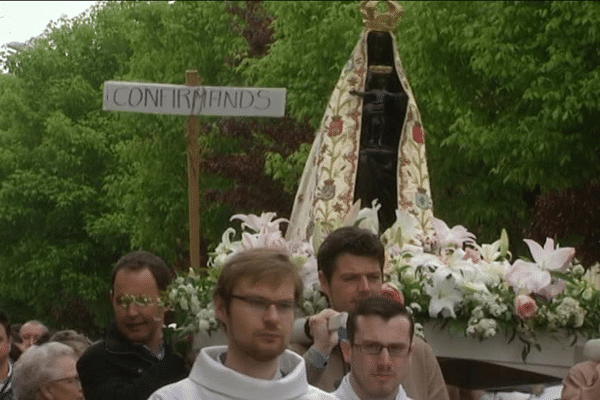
{"left": 185, "top": 70, "right": 201, "bottom": 269}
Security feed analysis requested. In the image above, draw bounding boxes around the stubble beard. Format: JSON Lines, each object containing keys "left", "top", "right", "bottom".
{"left": 233, "top": 327, "right": 287, "bottom": 363}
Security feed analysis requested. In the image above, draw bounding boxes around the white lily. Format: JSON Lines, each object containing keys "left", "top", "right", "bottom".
{"left": 445, "top": 250, "right": 491, "bottom": 291}
{"left": 408, "top": 252, "right": 446, "bottom": 270}
{"left": 477, "top": 240, "right": 502, "bottom": 263}
{"left": 382, "top": 209, "right": 421, "bottom": 248}
{"left": 212, "top": 227, "right": 237, "bottom": 255}
{"left": 300, "top": 256, "right": 319, "bottom": 293}
{"left": 341, "top": 200, "right": 362, "bottom": 227}
{"left": 425, "top": 267, "right": 464, "bottom": 318}
{"left": 478, "top": 259, "right": 511, "bottom": 284}
{"left": 230, "top": 212, "right": 288, "bottom": 235}
{"left": 355, "top": 199, "right": 381, "bottom": 234}
{"left": 523, "top": 238, "right": 575, "bottom": 272}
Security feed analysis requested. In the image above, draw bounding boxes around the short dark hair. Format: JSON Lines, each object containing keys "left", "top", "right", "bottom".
{"left": 111, "top": 250, "right": 172, "bottom": 292}
{"left": 347, "top": 296, "right": 414, "bottom": 344}
{"left": 0, "top": 311, "right": 10, "bottom": 339}
{"left": 317, "top": 226, "right": 385, "bottom": 282}
{"left": 214, "top": 248, "right": 304, "bottom": 312}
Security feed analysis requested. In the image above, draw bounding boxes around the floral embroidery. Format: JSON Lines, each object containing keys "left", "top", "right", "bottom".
{"left": 412, "top": 124, "right": 425, "bottom": 144}
{"left": 327, "top": 116, "right": 344, "bottom": 137}
{"left": 415, "top": 188, "right": 432, "bottom": 209}
{"left": 318, "top": 179, "right": 336, "bottom": 200}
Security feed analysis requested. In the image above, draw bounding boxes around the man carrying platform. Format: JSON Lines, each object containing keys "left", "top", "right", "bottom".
{"left": 293, "top": 226, "right": 449, "bottom": 400}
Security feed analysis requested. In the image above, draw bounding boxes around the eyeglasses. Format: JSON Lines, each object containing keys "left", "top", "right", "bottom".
{"left": 116, "top": 294, "right": 157, "bottom": 309}
{"left": 230, "top": 295, "right": 297, "bottom": 314}
{"left": 353, "top": 342, "right": 411, "bottom": 357}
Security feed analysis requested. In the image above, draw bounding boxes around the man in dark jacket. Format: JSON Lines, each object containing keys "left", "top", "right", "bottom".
{"left": 77, "top": 250, "right": 188, "bottom": 400}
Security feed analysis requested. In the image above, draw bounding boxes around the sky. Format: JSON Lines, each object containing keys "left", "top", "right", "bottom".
{"left": 0, "top": 1, "right": 98, "bottom": 49}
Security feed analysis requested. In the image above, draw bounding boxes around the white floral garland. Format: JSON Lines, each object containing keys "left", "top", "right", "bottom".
{"left": 163, "top": 203, "right": 600, "bottom": 358}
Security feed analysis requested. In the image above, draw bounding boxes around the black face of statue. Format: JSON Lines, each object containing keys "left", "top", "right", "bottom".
{"left": 372, "top": 75, "right": 390, "bottom": 89}
{"left": 367, "top": 31, "right": 394, "bottom": 66}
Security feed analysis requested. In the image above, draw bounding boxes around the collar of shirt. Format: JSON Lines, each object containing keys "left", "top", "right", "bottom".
{"left": 218, "top": 351, "right": 284, "bottom": 380}
{"left": 142, "top": 343, "right": 165, "bottom": 360}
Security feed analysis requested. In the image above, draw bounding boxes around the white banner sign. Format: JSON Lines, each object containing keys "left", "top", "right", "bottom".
{"left": 103, "top": 81, "right": 286, "bottom": 117}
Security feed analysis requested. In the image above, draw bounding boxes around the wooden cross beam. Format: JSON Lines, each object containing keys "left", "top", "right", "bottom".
{"left": 103, "top": 70, "right": 286, "bottom": 269}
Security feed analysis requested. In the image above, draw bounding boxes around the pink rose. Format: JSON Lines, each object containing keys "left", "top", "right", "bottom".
{"left": 515, "top": 294, "right": 538, "bottom": 320}
{"left": 382, "top": 283, "right": 405, "bottom": 306}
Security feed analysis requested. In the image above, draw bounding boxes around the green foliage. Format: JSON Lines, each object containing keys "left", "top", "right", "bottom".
{"left": 240, "top": 1, "right": 362, "bottom": 128}
{"left": 95, "top": 1, "right": 248, "bottom": 264}
{"left": 264, "top": 143, "right": 311, "bottom": 194}
{"left": 395, "top": 1, "right": 600, "bottom": 242}
{"left": 259, "top": 1, "right": 600, "bottom": 245}
{"left": 0, "top": 0, "right": 598, "bottom": 334}
{"left": 0, "top": 2, "right": 134, "bottom": 330}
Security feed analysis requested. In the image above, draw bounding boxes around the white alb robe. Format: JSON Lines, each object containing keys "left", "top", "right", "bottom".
{"left": 148, "top": 345, "right": 336, "bottom": 400}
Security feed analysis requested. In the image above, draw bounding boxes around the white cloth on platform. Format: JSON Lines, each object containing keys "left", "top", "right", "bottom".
{"left": 148, "top": 345, "right": 336, "bottom": 400}
{"left": 480, "top": 385, "right": 563, "bottom": 400}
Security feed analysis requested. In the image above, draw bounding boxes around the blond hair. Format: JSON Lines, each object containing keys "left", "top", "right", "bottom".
{"left": 214, "top": 248, "right": 303, "bottom": 311}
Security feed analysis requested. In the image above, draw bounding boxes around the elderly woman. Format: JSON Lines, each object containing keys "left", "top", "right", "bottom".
{"left": 13, "top": 342, "right": 83, "bottom": 400}
{"left": 49, "top": 330, "right": 92, "bottom": 358}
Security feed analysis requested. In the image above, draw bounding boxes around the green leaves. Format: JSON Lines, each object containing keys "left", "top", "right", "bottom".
{"left": 0, "top": 0, "right": 597, "bottom": 335}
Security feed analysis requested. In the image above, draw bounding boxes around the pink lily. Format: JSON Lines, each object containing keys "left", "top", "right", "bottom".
{"left": 505, "top": 238, "right": 575, "bottom": 299}
{"left": 433, "top": 217, "right": 476, "bottom": 249}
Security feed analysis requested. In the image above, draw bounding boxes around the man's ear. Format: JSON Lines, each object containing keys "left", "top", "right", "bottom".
{"left": 340, "top": 340, "right": 352, "bottom": 364}
{"left": 318, "top": 271, "right": 331, "bottom": 300}
{"left": 408, "top": 340, "right": 414, "bottom": 364}
{"left": 214, "top": 295, "right": 228, "bottom": 325}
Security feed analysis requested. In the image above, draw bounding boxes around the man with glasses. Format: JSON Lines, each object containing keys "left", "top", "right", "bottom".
{"left": 335, "top": 296, "right": 414, "bottom": 400}
{"left": 149, "top": 248, "right": 336, "bottom": 400}
{"left": 77, "top": 250, "right": 188, "bottom": 400}
{"left": 295, "top": 226, "right": 448, "bottom": 400}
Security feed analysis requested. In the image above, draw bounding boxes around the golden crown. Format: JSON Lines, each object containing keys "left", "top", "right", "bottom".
{"left": 361, "top": 0, "right": 404, "bottom": 32}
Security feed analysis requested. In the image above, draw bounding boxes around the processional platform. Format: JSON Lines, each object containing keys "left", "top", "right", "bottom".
{"left": 423, "top": 322, "right": 585, "bottom": 390}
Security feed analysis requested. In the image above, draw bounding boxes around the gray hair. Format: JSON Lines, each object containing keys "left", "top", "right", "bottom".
{"left": 13, "top": 342, "right": 78, "bottom": 400}
{"left": 50, "top": 330, "right": 92, "bottom": 357}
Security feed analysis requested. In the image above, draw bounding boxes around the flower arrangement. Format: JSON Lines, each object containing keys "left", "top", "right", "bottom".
{"left": 163, "top": 204, "right": 600, "bottom": 359}
{"left": 162, "top": 266, "right": 222, "bottom": 339}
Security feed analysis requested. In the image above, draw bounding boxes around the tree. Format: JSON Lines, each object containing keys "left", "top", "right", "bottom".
{"left": 251, "top": 1, "right": 600, "bottom": 255}
{"left": 0, "top": 2, "right": 135, "bottom": 333}
{"left": 395, "top": 1, "right": 600, "bottom": 249}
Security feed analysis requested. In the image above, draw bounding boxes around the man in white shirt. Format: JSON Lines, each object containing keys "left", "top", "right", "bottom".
{"left": 334, "top": 296, "right": 414, "bottom": 400}
{"left": 149, "top": 248, "right": 336, "bottom": 400}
